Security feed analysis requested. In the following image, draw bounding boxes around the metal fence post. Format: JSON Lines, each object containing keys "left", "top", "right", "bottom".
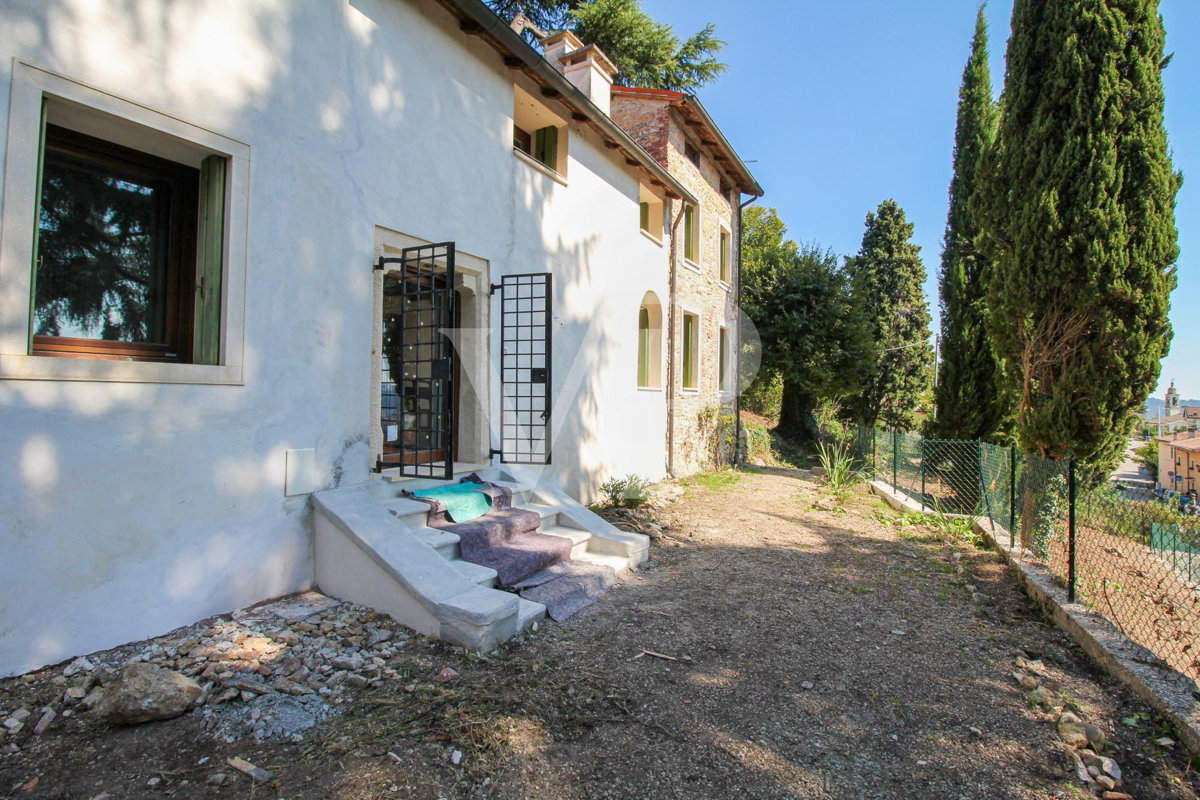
{"left": 892, "top": 429, "right": 899, "bottom": 489}
{"left": 976, "top": 439, "right": 994, "bottom": 527}
{"left": 1068, "top": 458, "right": 1077, "bottom": 603}
{"left": 920, "top": 438, "right": 926, "bottom": 503}
{"left": 1009, "top": 445, "right": 1017, "bottom": 549}
{"left": 872, "top": 427, "right": 877, "bottom": 478}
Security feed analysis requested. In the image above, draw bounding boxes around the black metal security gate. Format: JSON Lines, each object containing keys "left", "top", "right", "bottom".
{"left": 491, "top": 273, "right": 552, "bottom": 465}
{"left": 376, "top": 242, "right": 456, "bottom": 479}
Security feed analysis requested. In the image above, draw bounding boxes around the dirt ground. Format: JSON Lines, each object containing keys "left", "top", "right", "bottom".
{"left": 3, "top": 470, "right": 1200, "bottom": 799}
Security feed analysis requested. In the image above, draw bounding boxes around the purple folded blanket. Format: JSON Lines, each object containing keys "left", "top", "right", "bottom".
{"left": 408, "top": 478, "right": 571, "bottom": 587}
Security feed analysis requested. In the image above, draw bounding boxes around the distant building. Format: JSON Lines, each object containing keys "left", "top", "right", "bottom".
{"left": 1154, "top": 380, "right": 1198, "bottom": 434}
{"left": 1156, "top": 430, "right": 1200, "bottom": 496}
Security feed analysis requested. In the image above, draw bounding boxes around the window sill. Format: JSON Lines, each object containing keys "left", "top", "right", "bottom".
{"left": 719, "top": 280, "right": 732, "bottom": 291}
{"left": 513, "top": 148, "right": 567, "bottom": 186}
{"left": 681, "top": 387, "right": 700, "bottom": 395}
{"left": 0, "top": 354, "right": 244, "bottom": 385}
{"left": 640, "top": 228, "right": 664, "bottom": 247}
{"left": 682, "top": 258, "right": 702, "bottom": 273}
{"left": 637, "top": 385, "right": 664, "bottom": 392}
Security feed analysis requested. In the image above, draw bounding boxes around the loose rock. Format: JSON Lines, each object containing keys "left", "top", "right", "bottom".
{"left": 95, "top": 663, "right": 201, "bottom": 724}
{"left": 1057, "top": 712, "right": 1089, "bottom": 749}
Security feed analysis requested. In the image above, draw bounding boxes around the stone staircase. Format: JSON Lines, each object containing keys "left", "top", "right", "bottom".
{"left": 312, "top": 466, "right": 647, "bottom": 651}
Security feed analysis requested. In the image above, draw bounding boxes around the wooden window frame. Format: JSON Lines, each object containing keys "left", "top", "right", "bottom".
{"left": 32, "top": 124, "right": 199, "bottom": 363}
{"left": 719, "top": 228, "right": 731, "bottom": 284}
{"left": 513, "top": 124, "right": 532, "bottom": 156}
{"left": 683, "top": 204, "right": 700, "bottom": 266}
{"left": 682, "top": 310, "right": 700, "bottom": 391}
{"left": 719, "top": 325, "right": 729, "bottom": 391}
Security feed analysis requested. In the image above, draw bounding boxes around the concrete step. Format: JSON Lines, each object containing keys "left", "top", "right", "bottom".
{"left": 486, "top": 479, "right": 534, "bottom": 505}
{"left": 539, "top": 524, "right": 592, "bottom": 558}
{"left": 449, "top": 559, "right": 498, "bottom": 588}
{"left": 518, "top": 503, "right": 560, "bottom": 529}
{"left": 381, "top": 463, "right": 491, "bottom": 486}
{"left": 574, "top": 551, "right": 631, "bottom": 574}
{"left": 516, "top": 597, "right": 546, "bottom": 632}
{"left": 415, "top": 529, "right": 459, "bottom": 560}
{"left": 384, "top": 496, "right": 433, "bottom": 530}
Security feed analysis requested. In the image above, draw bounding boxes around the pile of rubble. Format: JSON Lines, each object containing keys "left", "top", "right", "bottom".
{"left": 0, "top": 592, "right": 423, "bottom": 748}
{"left": 1012, "top": 649, "right": 1131, "bottom": 799}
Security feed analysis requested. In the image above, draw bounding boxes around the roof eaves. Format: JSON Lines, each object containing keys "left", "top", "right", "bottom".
{"left": 436, "top": 0, "right": 697, "bottom": 204}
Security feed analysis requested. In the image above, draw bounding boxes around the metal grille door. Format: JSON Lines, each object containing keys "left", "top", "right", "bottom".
{"left": 377, "top": 243, "right": 456, "bottom": 479}
{"left": 493, "top": 273, "right": 552, "bottom": 465}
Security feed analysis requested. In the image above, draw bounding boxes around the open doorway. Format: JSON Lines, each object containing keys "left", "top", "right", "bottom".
{"left": 371, "top": 229, "right": 490, "bottom": 479}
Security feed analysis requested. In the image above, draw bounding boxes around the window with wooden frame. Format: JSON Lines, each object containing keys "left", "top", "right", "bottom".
{"left": 682, "top": 311, "right": 699, "bottom": 391}
{"left": 719, "top": 227, "right": 731, "bottom": 284}
{"left": 513, "top": 84, "right": 567, "bottom": 177}
{"left": 719, "top": 325, "right": 729, "bottom": 392}
{"left": 683, "top": 203, "right": 699, "bottom": 265}
{"left": 637, "top": 291, "right": 662, "bottom": 388}
{"left": 30, "top": 123, "right": 226, "bottom": 364}
{"left": 639, "top": 185, "right": 664, "bottom": 243}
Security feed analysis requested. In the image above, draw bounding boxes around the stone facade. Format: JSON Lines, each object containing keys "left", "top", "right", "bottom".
{"left": 612, "top": 91, "right": 750, "bottom": 476}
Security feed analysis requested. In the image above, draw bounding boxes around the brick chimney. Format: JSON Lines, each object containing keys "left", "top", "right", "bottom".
{"left": 541, "top": 30, "right": 619, "bottom": 116}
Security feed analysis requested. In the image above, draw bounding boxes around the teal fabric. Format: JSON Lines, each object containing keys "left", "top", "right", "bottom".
{"left": 412, "top": 483, "right": 492, "bottom": 523}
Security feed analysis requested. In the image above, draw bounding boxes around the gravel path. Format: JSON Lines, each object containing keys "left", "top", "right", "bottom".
{"left": 2, "top": 470, "right": 1197, "bottom": 799}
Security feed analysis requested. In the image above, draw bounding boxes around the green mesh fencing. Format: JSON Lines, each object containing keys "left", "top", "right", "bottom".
{"left": 853, "top": 425, "right": 1198, "bottom": 679}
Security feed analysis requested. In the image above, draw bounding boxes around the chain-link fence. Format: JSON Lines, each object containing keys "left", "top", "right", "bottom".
{"left": 853, "top": 426, "right": 1200, "bottom": 680}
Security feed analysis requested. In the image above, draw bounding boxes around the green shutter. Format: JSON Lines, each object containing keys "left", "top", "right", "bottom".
{"left": 639, "top": 201, "right": 649, "bottom": 232}
{"left": 28, "top": 98, "right": 47, "bottom": 354}
{"left": 683, "top": 315, "right": 694, "bottom": 389}
{"left": 684, "top": 206, "right": 695, "bottom": 262}
{"left": 193, "top": 155, "right": 226, "bottom": 365}
{"left": 638, "top": 307, "right": 650, "bottom": 387}
{"left": 719, "top": 327, "right": 727, "bottom": 387}
{"left": 720, "top": 232, "right": 729, "bottom": 281}
{"left": 534, "top": 125, "right": 558, "bottom": 171}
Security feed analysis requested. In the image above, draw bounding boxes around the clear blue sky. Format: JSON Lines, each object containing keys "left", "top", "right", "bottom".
{"left": 644, "top": 0, "right": 1198, "bottom": 403}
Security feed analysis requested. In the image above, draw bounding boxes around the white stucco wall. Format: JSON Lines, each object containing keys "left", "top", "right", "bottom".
{"left": 0, "top": 0, "right": 669, "bottom": 676}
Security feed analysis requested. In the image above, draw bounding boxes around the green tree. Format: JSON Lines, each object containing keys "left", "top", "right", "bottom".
{"left": 977, "top": 0, "right": 1181, "bottom": 470}
{"left": 1134, "top": 441, "right": 1159, "bottom": 482}
{"left": 845, "top": 200, "right": 934, "bottom": 431}
{"left": 932, "top": 7, "right": 1007, "bottom": 442}
{"left": 488, "top": 0, "right": 726, "bottom": 92}
{"left": 741, "top": 206, "right": 869, "bottom": 444}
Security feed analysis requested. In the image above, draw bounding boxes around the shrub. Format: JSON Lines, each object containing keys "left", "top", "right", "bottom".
{"left": 818, "top": 439, "right": 862, "bottom": 496}
{"left": 599, "top": 473, "right": 653, "bottom": 508}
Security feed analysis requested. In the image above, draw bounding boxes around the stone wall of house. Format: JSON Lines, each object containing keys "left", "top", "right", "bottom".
{"left": 610, "top": 94, "right": 745, "bottom": 477}
{"left": 609, "top": 96, "right": 671, "bottom": 164}
{"left": 663, "top": 109, "right": 740, "bottom": 476}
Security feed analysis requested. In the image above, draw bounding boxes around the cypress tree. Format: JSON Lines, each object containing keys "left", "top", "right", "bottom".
{"left": 933, "top": 7, "right": 1006, "bottom": 442}
{"left": 979, "top": 0, "right": 1180, "bottom": 468}
{"left": 846, "top": 200, "right": 934, "bottom": 431}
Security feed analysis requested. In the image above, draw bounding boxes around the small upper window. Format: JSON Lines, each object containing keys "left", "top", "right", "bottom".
{"left": 513, "top": 84, "right": 567, "bottom": 176}
{"left": 683, "top": 204, "right": 700, "bottom": 265}
{"left": 719, "top": 178, "right": 730, "bottom": 198}
{"left": 31, "top": 123, "right": 226, "bottom": 364}
{"left": 639, "top": 185, "right": 664, "bottom": 243}
{"left": 719, "top": 228, "right": 731, "bottom": 283}
{"left": 684, "top": 141, "right": 700, "bottom": 167}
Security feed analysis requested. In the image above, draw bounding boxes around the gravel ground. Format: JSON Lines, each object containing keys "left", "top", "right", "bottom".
{"left": 1, "top": 469, "right": 1198, "bottom": 799}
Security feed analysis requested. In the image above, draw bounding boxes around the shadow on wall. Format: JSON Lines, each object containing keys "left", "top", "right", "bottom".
{"left": 0, "top": 0, "right": 542, "bottom": 674}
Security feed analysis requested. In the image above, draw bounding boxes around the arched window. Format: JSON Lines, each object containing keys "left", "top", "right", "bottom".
{"left": 638, "top": 292, "right": 663, "bottom": 388}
